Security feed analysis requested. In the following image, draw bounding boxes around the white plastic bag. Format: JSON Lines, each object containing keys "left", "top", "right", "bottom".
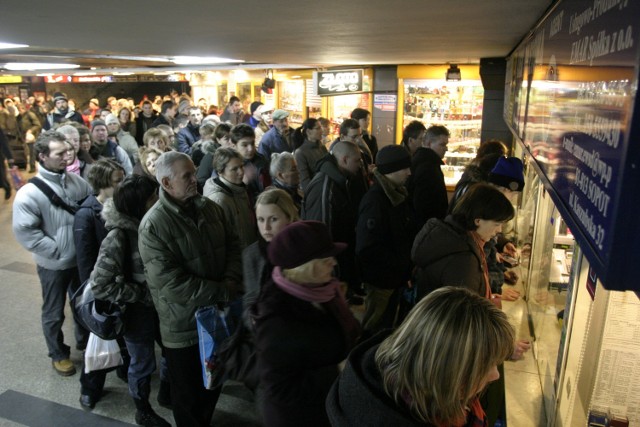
{"left": 84, "top": 332, "right": 122, "bottom": 373}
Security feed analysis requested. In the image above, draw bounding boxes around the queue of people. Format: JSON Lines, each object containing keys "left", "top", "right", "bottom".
{"left": 7, "top": 90, "right": 530, "bottom": 427}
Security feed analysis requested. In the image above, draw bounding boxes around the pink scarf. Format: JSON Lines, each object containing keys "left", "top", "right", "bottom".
{"left": 272, "top": 267, "right": 361, "bottom": 349}
{"left": 66, "top": 157, "right": 81, "bottom": 175}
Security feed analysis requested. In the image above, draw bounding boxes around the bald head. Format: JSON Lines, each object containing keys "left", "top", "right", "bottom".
{"left": 332, "top": 141, "right": 361, "bottom": 175}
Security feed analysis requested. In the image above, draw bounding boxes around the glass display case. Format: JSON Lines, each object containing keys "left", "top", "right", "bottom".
{"left": 403, "top": 79, "right": 484, "bottom": 186}
{"left": 278, "top": 80, "right": 305, "bottom": 127}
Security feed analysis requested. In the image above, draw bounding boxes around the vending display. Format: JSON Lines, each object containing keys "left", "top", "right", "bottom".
{"left": 403, "top": 79, "right": 484, "bottom": 186}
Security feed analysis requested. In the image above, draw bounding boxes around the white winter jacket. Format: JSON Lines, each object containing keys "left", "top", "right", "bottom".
{"left": 12, "top": 167, "right": 92, "bottom": 270}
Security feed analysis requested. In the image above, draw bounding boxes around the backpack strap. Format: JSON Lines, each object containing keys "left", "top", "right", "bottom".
{"left": 29, "top": 177, "right": 78, "bottom": 215}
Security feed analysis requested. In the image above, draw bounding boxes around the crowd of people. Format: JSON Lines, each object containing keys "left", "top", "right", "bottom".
{"left": 6, "top": 89, "right": 531, "bottom": 427}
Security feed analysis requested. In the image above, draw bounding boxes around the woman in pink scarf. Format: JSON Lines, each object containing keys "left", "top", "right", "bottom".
{"left": 254, "top": 220, "right": 361, "bottom": 427}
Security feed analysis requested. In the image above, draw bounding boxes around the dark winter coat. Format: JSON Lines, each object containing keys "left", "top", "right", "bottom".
{"left": 356, "top": 170, "right": 416, "bottom": 289}
{"left": 327, "top": 331, "right": 431, "bottom": 427}
{"left": 406, "top": 147, "right": 448, "bottom": 227}
{"left": 89, "top": 199, "right": 151, "bottom": 305}
{"left": 411, "top": 216, "right": 486, "bottom": 301}
{"left": 254, "top": 279, "right": 353, "bottom": 427}
{"left": 135, "top": 112, "right": 158, "bottom": 145}
{"left": 176, "top": 122, "right": 200, "bottom": 154}
{"left": 73, "top": 195, "right": 109, "bottom": 284}
{"left": 302, "top": 154, "right": 367, "bottom": 288}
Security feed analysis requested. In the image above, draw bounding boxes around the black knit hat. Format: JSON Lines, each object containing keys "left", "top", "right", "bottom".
{"left": 268, "top": 221, "right": 347, "bottom": 269}
{"left": 376, "top": 145, "right": 412, "bottom": 174}
{"left": 488, "top": 157, "right": 525, "bottom": 192}
{"left": 91, "top": 119, "right": 107, "bottom": 130}
{"left": 250, "top": 101, "right": 263, "bottom": 114}
{"left": 53, "top": 92, "right": 67, "bottom": 103}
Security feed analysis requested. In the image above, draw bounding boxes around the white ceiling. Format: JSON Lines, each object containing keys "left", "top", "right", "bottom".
{"left": 0, "top": 0, "right": 554, "bottom": 73}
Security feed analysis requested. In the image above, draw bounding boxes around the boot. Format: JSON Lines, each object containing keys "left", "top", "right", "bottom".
{"left": 156, "top": 380, "right": 172, "bottom": 409}
{"left": 133, "top": 398, "right": 170, "bottom": 427}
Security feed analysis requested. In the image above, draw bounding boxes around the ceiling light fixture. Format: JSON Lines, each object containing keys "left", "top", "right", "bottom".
{"left": 4, "top": 62, "right": 80, "bottom": 71}
{"left": 171, "top": 56, "right": 243, "bottom": 65}
{"left": 445, "top": 64, "right": 461, "bottom": 81}
{"left": 0, "top": 42, "right": 29, "bottom": 49}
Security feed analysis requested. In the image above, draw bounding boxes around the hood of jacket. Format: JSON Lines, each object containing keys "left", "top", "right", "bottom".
{"left": 327, "top": 331, "right": 427, "bottom": 426}
{"left": 101, "top": 198, "right": 140, "bottom": 232}
{"left": 412, "top": 216, "right": 473, "bottom": 268}
{"left": 316, "top": 153, "right": 348, "bottom": 186}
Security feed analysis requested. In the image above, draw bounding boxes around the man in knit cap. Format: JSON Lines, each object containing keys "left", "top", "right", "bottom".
{"left": 43, "top": 92, "right": 84, "bottom": 130}
{"left": 91, "top": 119, "right": 133, "bottom": 175}
{"left": 356, "top": 145, "right": 418, "bottom": 334}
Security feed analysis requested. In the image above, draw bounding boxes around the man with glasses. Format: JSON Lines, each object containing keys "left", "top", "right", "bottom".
{"left": 13, "top": 131, "right": 93, "bottom": 377}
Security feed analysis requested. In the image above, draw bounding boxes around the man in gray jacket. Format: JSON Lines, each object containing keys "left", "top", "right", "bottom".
{"left": 139, "top": 151, "right": 241, "bottom": 427}
{"left": 12, "top": 130, "right": 93, "bottom": 376}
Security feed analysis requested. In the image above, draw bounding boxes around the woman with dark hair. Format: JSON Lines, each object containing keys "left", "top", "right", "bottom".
{"left": 118, "top": 106, "right": 137, "bottom": 139}
{"left": 254, "top": 221, "right": 361, "bottom": 427}
{"left": 412, "top": 183, "right": 515, "bottom": 300}
{"left": 293, "top": 118, "right": 327, "bottom": 192}
{"left": 196, "top": 122, "right": 232, "bottom": 188}
{"left": 327, "top": 286, "right": 515, "bottom": 426}
{"left": 89, "top": 175, "right": 170, "bottom": 427}
{"left": 190, "top": 121, "right": 218, "bottom": 167}
{"left": 73, "top": 158, "right": 126, "bottom": 411}
{"left": 203, "top": 147, "right": 257, "bottom": 249}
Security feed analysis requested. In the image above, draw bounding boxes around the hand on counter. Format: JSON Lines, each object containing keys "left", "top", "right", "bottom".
{"left": 503, "top": 242, "right": 517, "bottom": 258}
{"left": 504, "top": 270, "right": 519, "bottom": 285}
{"left": 510, "top": 339, "right": 532, "bottom": 361}
{"left": 501, "top": 287, "right": 521, "bottom": 301}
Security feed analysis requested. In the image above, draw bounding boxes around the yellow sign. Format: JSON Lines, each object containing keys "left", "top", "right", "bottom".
{"left": 0, "top": 75, "right": 23, "bottom": 84}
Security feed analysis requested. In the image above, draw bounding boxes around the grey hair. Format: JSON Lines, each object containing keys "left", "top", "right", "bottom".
{"left": 56, "top": 124, "right": 79, "bottom": 138}
{"left": 155, "top": 151, "right": 192, "bottom": 184}
{"left": 269, "top": 152, "right": 295, "bottom": 178}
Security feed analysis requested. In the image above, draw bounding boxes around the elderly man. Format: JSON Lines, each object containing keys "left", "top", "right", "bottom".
{"left": 90, "top": 119, "right": 133, "bottom": 175}
{"left": 258, "top": 109, "right": 295, "bottom": 158}
{"left": 43, "top": 92, "right": 84, "bottom": 130}
{"left": 105, "top": 113, "right": 139, "bottom": 164}
{"left": 139, "top": 151, "right": 241, "bottom": 427}
{"left": 12, "top": 130, "right": 93, "bottom": 376}
{"left": 176, "top": 106, "right": 202, "bottom": 155}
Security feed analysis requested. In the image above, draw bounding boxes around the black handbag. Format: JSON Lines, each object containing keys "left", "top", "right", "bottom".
{"left": 72, "top": 279, "right": 126, "bottom": 340}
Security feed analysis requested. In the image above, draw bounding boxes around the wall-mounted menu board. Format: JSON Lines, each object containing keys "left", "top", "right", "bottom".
{"left": 506, "top": 0, "right": 640, "bottom": 291}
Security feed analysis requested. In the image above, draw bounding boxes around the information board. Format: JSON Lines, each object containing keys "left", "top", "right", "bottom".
{"left": 507, "top": 0, "right": 640, "bottom": 289}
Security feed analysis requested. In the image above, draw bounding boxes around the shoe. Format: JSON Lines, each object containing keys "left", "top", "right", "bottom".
{"left": 76, "top": 342, "right": 87, "bottom": 351}
{"left": 52, "top": 359, "right": 76, "bottom": 376}
{"left": 79, "top": 394, "right": 96, "bottom": 410}
{"left": 156, "top": 380, "right": 172, "bottom": 409}
{"left": 135, "top": 408, "right": 171, "bottom": 427}
{"left": 3, "top": 185, "right": 11, "bottom": 200}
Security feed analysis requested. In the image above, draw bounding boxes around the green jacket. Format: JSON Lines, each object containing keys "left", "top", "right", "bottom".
{"left": 139, "top": 188, "right": 242, "bottom": 348}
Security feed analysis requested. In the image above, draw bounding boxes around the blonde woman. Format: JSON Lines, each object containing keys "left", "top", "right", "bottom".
{"left": 327, "top": 286, "right": 515, "bottom": 426}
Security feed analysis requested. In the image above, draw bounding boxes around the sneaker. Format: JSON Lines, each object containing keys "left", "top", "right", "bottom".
{"left": 135, "top": 408, "right": 171, "bottom": 427}
{"left": 52, "top": 359, "right": 76, "bottom": 376}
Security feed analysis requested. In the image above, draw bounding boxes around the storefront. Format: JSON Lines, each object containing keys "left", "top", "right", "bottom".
{"left": 502, "top": 1, "right": 640, "bottom": 425}
{"left": 397, "top": 65, "right": 485, "bottom": 187}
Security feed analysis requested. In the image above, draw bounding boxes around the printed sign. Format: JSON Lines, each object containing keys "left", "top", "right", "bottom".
{"left": 315, "top": 69, "right": 363, "bottom": 96}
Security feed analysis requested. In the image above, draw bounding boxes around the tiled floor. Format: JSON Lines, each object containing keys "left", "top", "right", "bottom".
{"left": 0, "top": 181, "right": 260, "bottom": 427}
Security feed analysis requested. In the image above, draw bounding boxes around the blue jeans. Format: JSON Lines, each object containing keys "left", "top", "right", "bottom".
{"left": 123, "top": 302, "right": 159, "bottom": 401}
{"left": 36, "top": 265, "right": 88, "bottom": 361}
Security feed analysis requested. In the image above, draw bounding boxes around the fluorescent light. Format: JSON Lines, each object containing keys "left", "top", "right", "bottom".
{"left": 4, "top": 62, "right": 80, "bottom": 70}
{"left": 171, "top": 56, "right": 243, "bottom": 65}
{"left": 0, "top": 42, "right": 29, "bottom": 49}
